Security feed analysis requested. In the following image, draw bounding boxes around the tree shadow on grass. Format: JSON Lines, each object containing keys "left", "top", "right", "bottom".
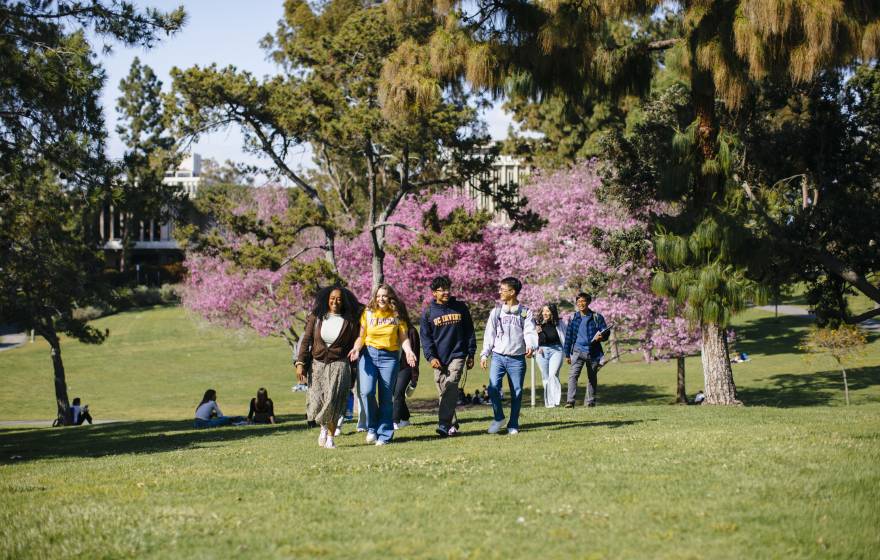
{"left": 738, "top": 366, "right": 880, "bottom": 407}
{"left": 733, "top": 314, "right": 879, "bottom": 358}
{"left": 392, "top": 419, "right": 648, "bottom": 444}
{"left": 0, "top": 414, "right": 307, "bottom": 465}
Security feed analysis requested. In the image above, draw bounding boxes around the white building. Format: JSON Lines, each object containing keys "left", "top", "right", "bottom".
{"left": 458, "top": 152, "right": 530, "bottom": 220}
{"left": 99, "top": 153, "right": 203, "bottom": 267}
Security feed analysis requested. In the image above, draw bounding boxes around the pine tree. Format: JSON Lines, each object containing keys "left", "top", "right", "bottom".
{"left": 115, "top": 57, "right": 180, "bottom": 272}
{"left": 402, "top": 0, "right": 880, "bottom": 404}
{"left": 0, "top": 2, "right": 184, "bottom": 424}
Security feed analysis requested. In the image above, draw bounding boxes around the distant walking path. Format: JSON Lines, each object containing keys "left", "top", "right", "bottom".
{"left": 0, "top": 327, "right": 26, "bottom": 352}
{"left": 756, "top": 304, "right": 880, "bottom": 332}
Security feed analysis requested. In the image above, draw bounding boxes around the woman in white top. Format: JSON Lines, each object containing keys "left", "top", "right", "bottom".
{"left": 296, "top": 286, "right": 362, "bottom": 449}
{"left": 194, "top": 389, "right": 241, "bottom": 428}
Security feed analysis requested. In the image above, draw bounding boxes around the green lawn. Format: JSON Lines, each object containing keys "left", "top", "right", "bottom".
{"left": 1, "top": 305, "right": 879, "bottom": 559}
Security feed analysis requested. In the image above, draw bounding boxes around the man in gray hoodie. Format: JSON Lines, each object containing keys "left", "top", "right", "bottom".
{"left": 480, "top": 277, "right": 539, "bottom": 435}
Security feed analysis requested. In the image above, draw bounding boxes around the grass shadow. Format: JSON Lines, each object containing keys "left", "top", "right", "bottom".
{"left": 734, "top": 314, "right": 880, "bottom": 358}
{"left": 739, "top": 366, "right": 880, "bottom": 407}
{"left": 391, "top": 419, "right": 647, "bottom": 444}
{"left": 0, "top": 414, "right": 306, "bottom": 464}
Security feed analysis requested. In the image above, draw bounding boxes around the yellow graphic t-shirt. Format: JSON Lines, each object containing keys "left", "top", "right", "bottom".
{"left": 360, "top": 307, "right": 407, "bottom": 351}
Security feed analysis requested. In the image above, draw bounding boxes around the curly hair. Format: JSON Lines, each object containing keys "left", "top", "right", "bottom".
{"left": 311, "top": 285, "right": 361, "bottom": 323}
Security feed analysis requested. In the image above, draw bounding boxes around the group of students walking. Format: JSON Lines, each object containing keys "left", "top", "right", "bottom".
{"left": 295, "top": 275, "right": 610, "bottom": 449}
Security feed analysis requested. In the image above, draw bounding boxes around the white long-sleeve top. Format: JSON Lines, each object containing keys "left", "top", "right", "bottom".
{"left": 195, "top": 400, "right": 222, "bottom": 421}
{"left": 481, "top": 304, "right": 539, "bottom": 358}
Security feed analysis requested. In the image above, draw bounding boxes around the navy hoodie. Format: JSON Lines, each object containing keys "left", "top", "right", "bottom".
{"left": 420, "top": 297, "right": 477, "bottom": 365}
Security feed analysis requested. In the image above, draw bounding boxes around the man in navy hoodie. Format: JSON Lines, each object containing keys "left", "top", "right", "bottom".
{"left": 420, "top": 276, "right": 477, "bottom": 437}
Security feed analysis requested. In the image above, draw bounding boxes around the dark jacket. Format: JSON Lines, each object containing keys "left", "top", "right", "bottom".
{"left": 563, "top": 310, "right": 608, "bottom": 359}
{"left": 297, "top": 313, "right": 360, "bottom": 366}
{"left": 420, "top": 297, "right": 477, "bottom": 365}
{"left": 400, "top": 324, "right": 421, "bottom": 384}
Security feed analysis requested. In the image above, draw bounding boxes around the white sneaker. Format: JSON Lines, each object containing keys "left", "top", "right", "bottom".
{"left": 393, "top": 423, "right": 399, "bottom": 430}
{"left": 356, "top": 427, "right": 366, "bottom": 433}
{"left": 324, "top": 437, "right": 336, "bottom": 449}
{"left": 448, "top": 425, "right": 458, "bottom": 436}
{"left": 488, "top": 420, "right": 504, "bottom": 434}
{"left": 365, "top": 432, "right": 377, "bottom": 444}
{"left": 334, "top": 427, "right": 341, "bottom": 437}
{"left": 375, "top": 440, "right": 388, "bottom": 446}
{"left": 397, "top": 420, "right": 410, "bottom": 428}
{"left": 318, "top": 427, "right": 328, "bottom": 447}
{"left": 507, "top": 428, "right": 519, "bottom": 436}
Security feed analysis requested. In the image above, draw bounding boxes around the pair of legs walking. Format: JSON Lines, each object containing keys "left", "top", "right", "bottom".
{"left": 567, "top": 351, "right": 599, "bottom": 406}
{"left": 488, "top": 353, "right": 526, "bottom": 432}
{"left": 393, "top": 367, "right": 414, "bottom": 426}
{"left": 434, "top": 358, "right": 465, "bottom": 435}
{"left": 358, "top": 346, "right": 400, "bottom": 444}
{"left": 536, "top": 344, "right": 563, "bottom": 408}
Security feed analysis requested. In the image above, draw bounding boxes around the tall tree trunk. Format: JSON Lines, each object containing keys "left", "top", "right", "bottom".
{"left": 45, "top": 329, "right": 72, "bottom": 425}
{"left": 610, "top": 330, "right": 620, "bottom": 362}
{"left": 675, "top": 356, "right": 688, "bottom": 404}
{"left": 370, "top": 234, "right": 385, "bottom": 292}
{"left": 700, "top": 322, "right": 740, "bottom": 405}
{"left": 324, "top": 228, "right": 338, "bottom": 275}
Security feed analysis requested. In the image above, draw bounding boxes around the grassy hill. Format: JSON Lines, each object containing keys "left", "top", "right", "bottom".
{"left": 1, "top": 305, "right": 878, "bottom": 559}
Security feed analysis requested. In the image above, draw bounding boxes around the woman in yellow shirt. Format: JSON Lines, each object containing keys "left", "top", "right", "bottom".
{"left": 348, "top": 284, "right": 417, "bottom": 446}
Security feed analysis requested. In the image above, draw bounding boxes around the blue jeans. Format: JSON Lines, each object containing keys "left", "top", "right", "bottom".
{"left": 359, "top": 347, "right": 400, "bottom": 443}
{"left": 536, "top": 345, "right": 563, "bottom": 383}
{"left": 536, "top": 344, "right": 564, "bottom": 407}
{"left": 488, "top": 352, "right": 526, "bottom": 430}
{"left": 194, "top": 416, "right": 235, "bottom": 428}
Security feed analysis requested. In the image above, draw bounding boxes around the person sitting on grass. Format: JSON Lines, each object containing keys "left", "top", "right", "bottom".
{"left": 247, "top": 387, "right": 276, "bottom": 424}
{"left": 194, "top": 389, "right": 243, "bottom": 428}
{"left": 71, "top": 397, "right": 93, "bottom": 425}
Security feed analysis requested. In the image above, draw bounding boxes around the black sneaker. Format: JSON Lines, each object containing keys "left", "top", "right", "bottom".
{"left": 586, "top": 402, "right": 596, "bottom": 408}
{"left": 564, "top": 402, "right": 574, "bottom": 408}
{"left": 436, "top": 425, "right": 449, "bottom": 437}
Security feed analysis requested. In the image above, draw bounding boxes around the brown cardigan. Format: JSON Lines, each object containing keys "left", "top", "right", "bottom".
{"left": 296, "top": 313, "right": 360, "bottom": 366}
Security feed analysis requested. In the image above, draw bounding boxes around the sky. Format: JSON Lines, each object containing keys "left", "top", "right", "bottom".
{"left": 98, "top": 0, "right": 515, "bottom": 173}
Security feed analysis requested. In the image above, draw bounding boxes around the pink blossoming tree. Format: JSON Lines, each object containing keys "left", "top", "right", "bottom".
{"left": 337, "top": 190, "right": 499, "bottom": 314}
{"left": 494, "top": 161, "right": 702, "bottom": 397}
{"left": 181, "top": 186, "right": 331, "bottom": 350}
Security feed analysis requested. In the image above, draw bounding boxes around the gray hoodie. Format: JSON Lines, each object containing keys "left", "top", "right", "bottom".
{"left": 480, "top": 304, "right": 539, "bottom": 358}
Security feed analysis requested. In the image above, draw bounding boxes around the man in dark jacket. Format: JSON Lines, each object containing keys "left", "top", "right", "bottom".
{"left": 420, "top": 275, "right": 477, "bottom": 437}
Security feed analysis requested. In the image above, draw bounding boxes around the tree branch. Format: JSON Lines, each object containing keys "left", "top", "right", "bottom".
{"left": 740, "top": 180, "right": 880, "bottom": 307}
{"left": 646, "top": 38, "right": 680, "bottom": 51}
{"left": 370, "top": 221, "right": 417, "bottom": 233}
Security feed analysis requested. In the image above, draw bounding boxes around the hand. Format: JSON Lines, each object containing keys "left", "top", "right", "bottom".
{"left": 480, "top": 356, "right": 488, "bottom": 369}
{"left": 566, "top": 357, "right": 571, "bottom": 365}
{"left": 466, "top": 356, "right": 474, "bottom": 370}
{"left": 430, "top": 358, "right": 441, "bottom": 369}
{"left": 525, "top": 348, "right": 534, "bottom": 359}
{"left": 347, "top": 347, "right": 360, "bottom": 362}
{"left": 405, "top": 350, "right": 417, "bottom": 368}
{"left": 295, "top": 364, "right": 306, "bottom": 384}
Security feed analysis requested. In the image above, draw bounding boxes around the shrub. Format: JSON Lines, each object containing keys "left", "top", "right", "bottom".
{"left": 72, "top": 303, "right": 112, "bottom": 322}
{"left": 159, "top": 283, "right": 183, "bottom": 303}
{"left": 132, "top": 285, "right": 163, "bottom": 307}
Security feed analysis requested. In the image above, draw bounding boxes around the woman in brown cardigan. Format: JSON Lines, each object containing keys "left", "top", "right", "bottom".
{"left": 296, "top": 286, "right": 362, "bottom": 449}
